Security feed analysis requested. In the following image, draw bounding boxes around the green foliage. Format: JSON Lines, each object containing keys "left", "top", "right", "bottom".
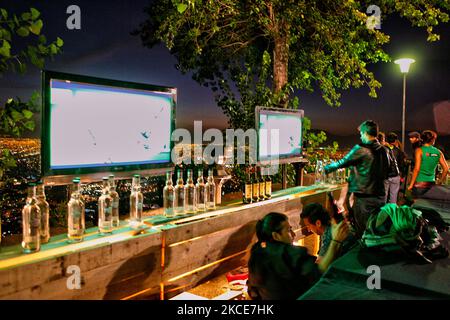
{"left": 0, "top": 7, "right": 63, "bottom": 74}
{"left": 0, "top": 92, "right": 41, "bottom": 178}
{"left": 135, "top": 0, "right": 448, "bottom": 109}
{"left": 0, "top": 7, "right": 63, "bottom": 181}
{"left": 0, "top": 92, "right": 40, "bottom": 138}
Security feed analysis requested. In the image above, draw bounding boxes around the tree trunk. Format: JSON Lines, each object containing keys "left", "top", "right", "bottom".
{"left": 273, "top": 32, "right": 289, "bottom": 107}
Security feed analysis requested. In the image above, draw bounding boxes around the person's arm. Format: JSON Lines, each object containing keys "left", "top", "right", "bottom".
{"left": 437, "top": 151, "right": 448, "bottom": 184}
{"left": 325, "top": 145, "right": 363, "bottom": 174}
{"left": 317, "top": 220, "right": 350, "bottom": 273}
{"left": 408, "top": 148, "right": 422, "bottom": 190}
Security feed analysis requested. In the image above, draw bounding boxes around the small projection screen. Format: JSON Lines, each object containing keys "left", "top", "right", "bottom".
{"left": 256, "top": 107, "right": 304, "bottom": 163}
{"left": 41, "top": 71, "right": 176, "bottom": 181}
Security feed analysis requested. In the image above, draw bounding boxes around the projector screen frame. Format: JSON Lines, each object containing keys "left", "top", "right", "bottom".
{"left": 255, "top": 106, "right": 305, "bottom": 165}
{"left": 41, "top": 70, "right": 176, "bottom": 185}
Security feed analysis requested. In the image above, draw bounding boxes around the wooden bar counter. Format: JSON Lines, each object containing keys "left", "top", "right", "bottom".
{"left": 0, "top": 184, "right": 342, "bottom": 300}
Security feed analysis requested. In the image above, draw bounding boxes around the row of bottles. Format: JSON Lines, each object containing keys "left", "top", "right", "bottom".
{"left": 21, "top": 182, "right": 50, "bottom": 253}
{"left": 242, "top": 166, "right": 272, "bottom": 204}
{"left": 22, "top": 174, "right": 144, "bottom": 253}
{"left": 68, "top": 174, "right": 144, "bottom": 243}
{"left": 163, "top": 169, "right": 216, "bottom": 217}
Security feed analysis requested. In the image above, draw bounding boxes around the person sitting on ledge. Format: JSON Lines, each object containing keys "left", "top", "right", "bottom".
{"left": 300, "top": 203, "right": 356, "bottom": 262}
{"left": 247, "top": 211, "right": 350, "bottom": 300}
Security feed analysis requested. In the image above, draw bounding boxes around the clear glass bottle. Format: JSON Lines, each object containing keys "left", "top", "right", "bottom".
{"left": 184, "top": 169, "right": 196, "bottom": 214}
{"left": 108, "top": 175, "right": 120, "bottom": 228}
{"left": 22, "top": 183, "right": 41, "bottom": 253}
{"left": 315, "top": 160, "right": 325, "bottom": 185}
{"left": 174, "top": 170, "right": 185, "bottom": 215}
{"left": 67, "top": 179, "right": 85, "bottom": 243}
{"left": 195, "top": 169, "right": 206, "bottom": 212}
{"left": 129, "top": 174, "right": 144, "bottom": 229}
{"left": 205, "top": 169, "right": 216, "bottom": 210}
{"left": 163, "top": 171, "right": 175, "bottom": 217}
{"left": 98, "top": 177, "right": 113, "bottom": 234}
{"left": 36, "top": 181, "right": 50, "bottom": 244}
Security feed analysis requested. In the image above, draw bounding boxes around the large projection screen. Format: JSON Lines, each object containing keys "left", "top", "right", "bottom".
{"left": 256, "top": 107, "right": 304, "bottom": 164}
{"left": 41, "top": 71, "right": 176, "bottom": 183}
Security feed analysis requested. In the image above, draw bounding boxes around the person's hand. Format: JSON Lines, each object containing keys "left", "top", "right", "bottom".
{"left": 407, "top": 184, "right": 413, "bottom": 191}
{"left": 331, "top": 220, "right": 350, "bottom": 243}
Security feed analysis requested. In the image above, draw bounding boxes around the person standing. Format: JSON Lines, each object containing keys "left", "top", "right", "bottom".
{"left": 408, "top": 130, "right": 449, "bottom": 198}
{"left": 325, "top": 120, "right": 390, "bottom": 238}
{"left": 408, "top": 131, "right": 422, "bottom": 152}
{"left": 385, "top": 132, "right": 406, "bottom": 203}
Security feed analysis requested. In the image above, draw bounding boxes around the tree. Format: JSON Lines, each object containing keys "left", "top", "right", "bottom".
{"left": 0, "top": 7, "right": 63, "bottom": 180}
{"left": 135, "top": 0, "right": 449, "bottom": 111}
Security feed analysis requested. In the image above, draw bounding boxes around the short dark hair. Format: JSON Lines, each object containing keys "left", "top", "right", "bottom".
{"left": 386, "top": 132, "right": 398, "bottom": 144}
{"left": 421, "top": 130, "right": 437, "bottom": 144}
{"left": 358, "top": 120, "right": 378, "bottom": 137}
{"left": 255, "top": 212, "right": 288, "bottom": 243}
{"left": 300, "top": 203, "right": 331, "bottom": 226}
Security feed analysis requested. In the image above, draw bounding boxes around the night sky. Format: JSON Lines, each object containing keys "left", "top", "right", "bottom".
{"left": 1, "top": 0, "right": 449, "bottom": 143}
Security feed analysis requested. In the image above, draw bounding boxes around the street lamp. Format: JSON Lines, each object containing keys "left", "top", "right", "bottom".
{"left": 394, "top": 58, "right": 415, "bottom": 150}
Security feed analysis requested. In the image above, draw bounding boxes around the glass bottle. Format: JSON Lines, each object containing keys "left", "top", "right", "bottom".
{"left": 36, "top": 181, "right": 50, "bottom": 244}
{"left": 315, "top": 160, "right": 325, "bottom": 185}
{"left": 258, "top": 167, "right": 266, "bottom": 201}
{"left": 163, "top": 171, "right": 175, "bottom": 217}
{"left": 205, "top": 169, "right": 216, "bottom": 210}
{"left": 184, "top": 169, "right": 196, "bottom": 214}
{"left": 174, "top": 170, "right": 185, "bottom": 215}
{"left": 98, "top": 177, "right": 113, "bottom": 234}
{"left": 129, "top": 174, "right": 144, "bottom": 229}
{"left": 67, "top": 179, "right": 85, "bottom": 243}
{"left": 109, "top": 175, "right": 120, "bottom": 228}
{"left": 252, "top": 166, "right": 260, "bottom": 202}
{"left": 242, "top": 167, "right": 252, "bottom": 204}
{"left": 195, "top": 169, "right": 206, "bottom": 212}
{"left": 22, "top": 183, "right": 41, "bottom": 253}
{"left": 264, "top": 167, "right": 272, "bottom": 199}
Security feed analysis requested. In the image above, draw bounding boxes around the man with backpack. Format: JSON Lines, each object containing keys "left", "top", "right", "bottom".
{"left": 325, "top": 120, "right": 390, "bottom": 238}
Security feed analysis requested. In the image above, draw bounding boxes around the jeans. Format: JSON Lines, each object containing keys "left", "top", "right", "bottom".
{"left": 384, "top": 176, "right": 401, "bottom": 204}
{"left": 351, "top": 194, "right": 386, "bottom": 239}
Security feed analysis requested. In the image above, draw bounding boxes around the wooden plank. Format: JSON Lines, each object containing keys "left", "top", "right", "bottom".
{"left": 163, "top": 252, "right": 248, "bottom": 300}
{"left": 163, "top": 194, "right": 316, "bottom": 246}
{"left": 0, "top": 232, "right": 162, "bottom": 299}
{"left": 1, "top": 242, "right": 162, "bottom": 300}
{"left": 0, "top": 186, "right": 339, "bottom": 300}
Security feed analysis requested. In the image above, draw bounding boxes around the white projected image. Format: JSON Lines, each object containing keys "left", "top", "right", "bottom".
{"left": 259, "top": 113, "right": 302, "bottom": 160}
{"left": 50, "top": 80, "right": 172, "bottom": 169}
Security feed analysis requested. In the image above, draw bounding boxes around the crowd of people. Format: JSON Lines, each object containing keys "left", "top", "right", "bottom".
{"left": 247, "top": 120, "right": 449, "bottom": 300}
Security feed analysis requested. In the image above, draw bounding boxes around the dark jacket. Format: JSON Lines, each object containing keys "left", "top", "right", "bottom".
{"left": 391, "top": 146, "right": 407, "bottom": 177}
{"left": 248, "top": 241, "right": 320, "bottom": 300}
{"left": 325, "top": 141, "right": 390, "bottom": 197}
{"left": 386, "top": 147, "right": 400, "bottom": 178}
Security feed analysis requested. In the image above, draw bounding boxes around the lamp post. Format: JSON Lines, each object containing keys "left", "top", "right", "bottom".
{"left": 394, "top": 58, "right": 415, "bottom": 150}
